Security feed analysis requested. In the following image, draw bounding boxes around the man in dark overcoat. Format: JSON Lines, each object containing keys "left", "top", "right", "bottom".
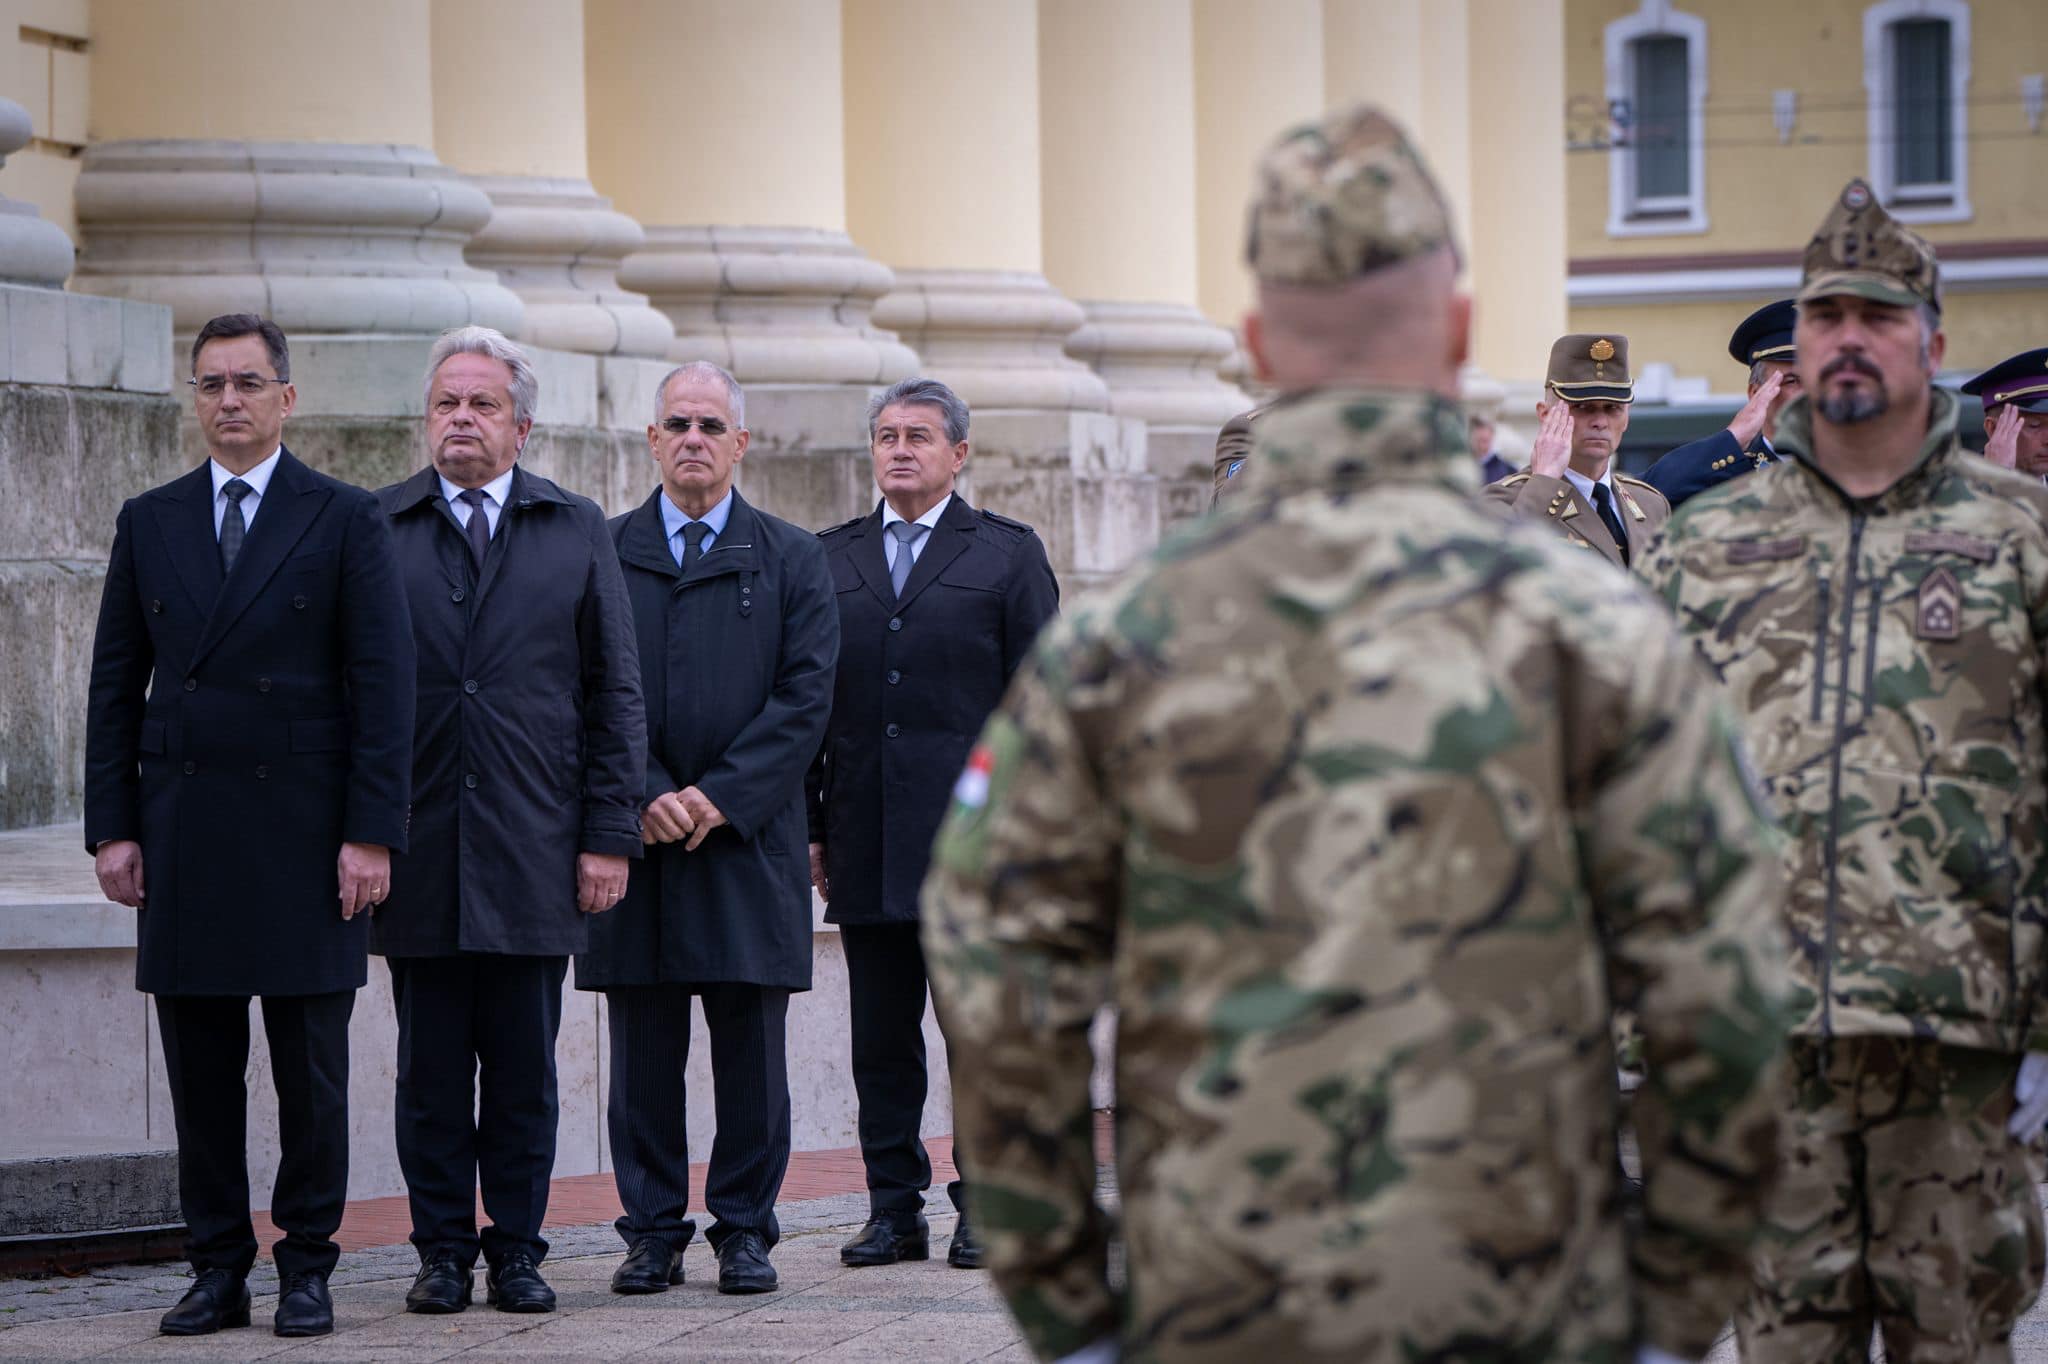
{"left": 577, "top": 362, "right": 837, "bottom": 1297}
{"left": 373, "top": 326, "right": 644, "bottom": 1316}
{"left": 84, "top": 313, "right": 415, "bottom": 1340}
{"left": 806, "top": 376, "right": 1058, "bottom": 1270}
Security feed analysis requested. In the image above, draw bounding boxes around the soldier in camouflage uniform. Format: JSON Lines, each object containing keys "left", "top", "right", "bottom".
{"left": 920, "top": 104, "right": 1794, "bottom": 1364}
{"left": 1637, "top": 179, "right": 2048, "bottom": 1363}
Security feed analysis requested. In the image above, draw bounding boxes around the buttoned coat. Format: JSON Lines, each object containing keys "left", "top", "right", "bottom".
{"left": 807, "top": 495, "right": 1059, "bottom": 926}
{"left": 1641, "top": 429, "right": 1777, "bottom": 510}
{"left": 372, "top": 465, "right": 645, "bottom": 958}
{"left": 574, "top": 489, "right": 838, "bottom": 990}
{"left": 83, "top": 449, "right": 416, "bottom": 996}
{"left": 1482, "top": 470, "right": 1670, "bottom": 567}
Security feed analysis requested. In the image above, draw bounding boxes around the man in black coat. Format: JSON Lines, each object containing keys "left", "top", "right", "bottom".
{"left": 807, "top": 376, "right": 1059, "bottom": 1270}
{"left": 84, "top": 314, "right": 415, "bottom": 1339}
{"left": 1640, "top": 299, "right": 1799, "bottom": 509}
{"left": 374, "top": 327, "right": 644, "bottom": 1317}
{"left": 577, "top": 362, "right": 837, "bottom": 1298}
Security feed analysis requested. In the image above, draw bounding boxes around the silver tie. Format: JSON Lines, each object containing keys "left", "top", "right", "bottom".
{"left": 889, "top": 521, "right": 928, "bottom": 598}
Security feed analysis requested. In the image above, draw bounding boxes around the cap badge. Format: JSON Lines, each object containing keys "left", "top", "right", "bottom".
{"left": 1843, "top": 182, "right": 1872, "bottom": 210}
{"left": 1589, "top": 339, "right": 1615, "bottom": 362}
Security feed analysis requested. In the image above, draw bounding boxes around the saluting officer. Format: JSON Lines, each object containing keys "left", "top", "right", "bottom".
{"left": 1961, "top": 346, "right": 2048, "bottom": 481}
{"left": 1642, "top": 299, "right": 1801, "bottom": 508}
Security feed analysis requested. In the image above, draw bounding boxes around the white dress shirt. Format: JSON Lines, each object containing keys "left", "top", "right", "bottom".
{"left": 1561, "top": 464, "right": 1618, "bottom": 510}
{"left": 881, "top": 493, "right": 952, "bottom": 573}
{"left": 210, "top": 447, "right": 282, "bottom": 539}
{"left": 440, "top": 467, "right": 517, "bottom": 539}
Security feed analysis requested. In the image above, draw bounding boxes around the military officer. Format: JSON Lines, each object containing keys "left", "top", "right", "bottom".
{"left": 1639, "top": 180, "right": 2048, "bottom": 1362}
{"left": 1961, "top": 346, "right": 2048, "bottom": 481}
{"left": 922, "top": 103, "right": 1793, "bottom": 1364}
{"left": 1483, "top": 335, "right": 1668, "bottom": 565}
{"left": 1641, "top": 299, "right": 1801, "bottom": 508}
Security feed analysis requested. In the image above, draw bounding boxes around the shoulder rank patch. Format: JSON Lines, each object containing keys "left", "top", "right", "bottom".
{"left": 1917, "top": 566, "right": 1962, "bottom": 640}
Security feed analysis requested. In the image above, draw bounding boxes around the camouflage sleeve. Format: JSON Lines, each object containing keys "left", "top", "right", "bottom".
{"left": 921, "top": 620, "right": 1121, "bottom": 1360}
{"left": 1573, "top": 614, "right": 1794, "bottom": 1358}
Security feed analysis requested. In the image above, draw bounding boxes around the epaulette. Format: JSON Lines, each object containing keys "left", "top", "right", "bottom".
{"left": 1497, "top": 472, "right": 1532, "bottom": 489}
{"left": 818, "top": 514, "right": 865, "bottom": 538}
{"left": 978, "top": 509, "right": 1037, "bottom": 538}
{"left": 1615, "top": 472, "right": 1664, "bottom": 496}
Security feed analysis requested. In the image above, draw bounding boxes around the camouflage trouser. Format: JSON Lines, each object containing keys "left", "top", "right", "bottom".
{"left": 1735, "top": 1037, "right": 2045, "bottom": 1364}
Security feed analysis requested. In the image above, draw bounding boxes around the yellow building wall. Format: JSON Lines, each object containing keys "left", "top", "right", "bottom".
{"left": 1566, "top": 0, "right": 2048, "bottom": 257}
{"left": 0, "top": 0, "right": 89, "bottom": 244}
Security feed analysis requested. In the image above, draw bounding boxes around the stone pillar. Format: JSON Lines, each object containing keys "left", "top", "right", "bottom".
{"left": 1041, "top": 0, "right": 1246, "bottom": 529}
{"left": 587, "top": 0, "right": 914, "bottom": 528}
{"left": 431, "top": 0, "right": 673, "bottom": 360}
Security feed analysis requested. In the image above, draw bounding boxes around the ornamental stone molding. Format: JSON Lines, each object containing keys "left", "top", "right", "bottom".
{"left": 871, "top": 269, "right": 1109, "bottom": 413}
{"left": 70, "top": 140, "right": 523, "bottom": 337}
{"left": 1064, "top": 300, "right": 1248, "bottom": 428}
{"left": 0, "top": 99, "right": 75, "bottom": 289}
{"left": 619, "top": 225, "right": 917, "bottom": 384}
{"left": 462, "top": 175, "right": 673, "bottom": 359}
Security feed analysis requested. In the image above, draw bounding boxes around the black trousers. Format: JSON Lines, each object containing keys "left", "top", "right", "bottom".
{"left": 154, "top": 991, "right": 354, "bottom": 1279}
{"left": 839, "top": 923, "right": 965, "bottom": 1222}
{"left": 605, "top": 983, "right": 790, "bottom": 1253}
{"left": 387, "top": 953, "right": 566, "bottom": 1266}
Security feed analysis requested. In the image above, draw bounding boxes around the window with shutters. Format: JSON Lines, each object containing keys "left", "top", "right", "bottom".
{"left": 1863, "top": 0, "right": 1972, "bottom": 222}
{"left": 1605, "top": 2, "right": 1708, "bottom": 237}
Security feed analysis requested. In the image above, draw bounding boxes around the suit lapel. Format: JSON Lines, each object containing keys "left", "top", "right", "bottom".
{"left": 891, "top": 495, "right": 974, "bottom": 612}
{"left": 191, "top": 449, "right": 330, "bottom": 668}
{"left": 849, "top": 506, "right": 894, "bottom": 609}
{"left": 1566, "top": 484, "right": 1623, "bottom": 565}
{"left": 162, "top": 463, "right": 225, "bottom": 612}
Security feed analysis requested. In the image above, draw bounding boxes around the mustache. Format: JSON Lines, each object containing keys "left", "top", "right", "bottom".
{"left": 1821, "top": 355, "right": 1883, "bottom": 382}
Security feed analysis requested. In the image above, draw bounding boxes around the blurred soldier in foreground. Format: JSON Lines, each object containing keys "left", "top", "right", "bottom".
{"left": 1962, "top": 346, "right": 2048, "bottom": 482}
{"left": 1639, "top": 180, "right": 2048, "bottom": 1362}
{"left": 1209, "top": 405, "right": 1261, "bottom": 504}
{"left": 1485, "top": 335, "right": 1668, "bottom": 565}
{"left": 1642, "top": 299, "right": 1800, "bottom": 508}
{"left": 922, "top": 104, "right": 1793, "bottom": 1364}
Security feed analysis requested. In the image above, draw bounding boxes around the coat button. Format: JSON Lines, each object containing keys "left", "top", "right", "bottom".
{"left": 293, "top": 594, "right": 308, "bottom": 610}
{"left": 463, "top": 679, "right": 479, "bottom": 694}
{"left": 885, "top": 723, "right": 901, "bottom": 738}
{"left": 183, "top": 677, "right": 197, "bottom": 692}
{"left": 451, "top": 588, "right": 465, "bottom": 603}
{"left": 887, "top": 669, "right": 901, "bottom": 684}
{"left": 257, "top": 677, "right": 271, "bottom": 693}
{"left": 255, "top": 765, "right": 268, "bottom": 780}
{"left": 888, "top": 617, "right": 903, "bottom": 631}
{"left": 741, "top": 585, "right": 751, "bottom": 595}
{"left": 150, "top": 599, "right": 163, "bottom": 613}
{"left": 464, "top": 773, "right": 479, "bottom": 789}
{"left": 182, "top": 761, "right": 195, "bottom": 775}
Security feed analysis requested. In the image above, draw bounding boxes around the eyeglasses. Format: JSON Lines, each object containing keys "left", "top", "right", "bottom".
{"left": 188, "top": 374, "right": 288, "bottom": 398}
{"left": 660, "top": 415, "right": 732, "bottom": 437}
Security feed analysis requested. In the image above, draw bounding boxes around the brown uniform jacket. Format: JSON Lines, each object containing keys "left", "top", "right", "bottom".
{"left": 1483, "top": 470, "right": 1670, "bottom": 567}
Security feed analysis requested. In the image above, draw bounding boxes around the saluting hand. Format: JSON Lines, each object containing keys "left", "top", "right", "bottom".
{"left": 577, "top": 852, "right": 629, "bottom": 914}
{"left": 1986, "top": 403, "right": 2023, "bottom": 471}
{"left": 94, "top": 839, "right": 145, "bottom": 907}
{"left": 1529, "top": 402, "right": 1576, "bottom": 480}
{"left": 337, "top": 841, "right": 389, "bottom": 920}
{"left": 1727, "top": 369, "right": 1784, "bottom": 449}
{"left": 676, "top": 786, "right": 727, "bottom": 852}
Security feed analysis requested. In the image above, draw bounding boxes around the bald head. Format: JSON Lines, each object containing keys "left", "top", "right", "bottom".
{"left": 1245, "top": 246, "right": 1468, "bottom": 397}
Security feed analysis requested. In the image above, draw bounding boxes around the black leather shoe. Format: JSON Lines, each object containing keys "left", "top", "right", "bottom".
{"left": 273, "top": 1270, "right": 333, "bottom": 1338}
{"left": 715, "top": 1230, "right": 777, "bottom": 1295}
{"left": 486, "top": 1252, "right": 557, "bottom": 1313}
{"left": 160, "top": 1268, "right": 251, "bottom": 1335}
{"left": 611, "top": 1237, "right": 685, "bottom": 1294}
{"left": 840, "top": 1213, "right": 930, "bottom": 1267}
{"left": 947, "top": 1217, "right": 986, "bottom": 1269}
{"left": 405, "top": 1253, "right": 473, "bottom": 1314}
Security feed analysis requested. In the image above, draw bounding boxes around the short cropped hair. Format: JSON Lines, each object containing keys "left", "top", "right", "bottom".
{"left": 866, "top": 376, "right": 969, "bottom": 445}
{"left": 190, "top": 314, "right": 290, "bottom": 382}
{"left": 654, "top": 361, "right": 746, "bottom": 428}
{"left": 425, "top": 325, "right": 539, "bottom": 427}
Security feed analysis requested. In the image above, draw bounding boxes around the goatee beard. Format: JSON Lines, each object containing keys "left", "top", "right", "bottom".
{"left": 1818, "top": 388, "right": 1888, "bottom": 424}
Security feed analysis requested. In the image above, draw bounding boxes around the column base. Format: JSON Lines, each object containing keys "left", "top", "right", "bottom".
{"left": 0, "top": 100, "right": 72, "bottom": 289}
{"left": 872, "top": 270, "right": 1108, "bottom": 413}
{"left": 963, "top": 409, "right": 1155, "bottom": 587}
{"left": 1065, "top": 300, "right": 1248, "bottom": 428}
{"left": 464, "top": 176, "right": 675, "bottom": 359}
{"left": 620, "top": 226, "right": 917, "bottom": 384}
{"left": 70, "top": 140, "right": 523, "bottom": 336}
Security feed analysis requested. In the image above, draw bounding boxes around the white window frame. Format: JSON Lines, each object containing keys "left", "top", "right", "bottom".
{"left": 1604, "top": 0, "right": 1709, "bottom": 237}
{"left": 1863, "top": 0, "right": 1972, "bottom": 223}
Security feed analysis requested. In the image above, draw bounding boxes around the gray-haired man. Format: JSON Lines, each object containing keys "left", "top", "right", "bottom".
{"left": 805, "top": 377, "right": 1060, "bottom": 1270}
{"left": 374, "top": 325, "right": 646, "bottom": 1317}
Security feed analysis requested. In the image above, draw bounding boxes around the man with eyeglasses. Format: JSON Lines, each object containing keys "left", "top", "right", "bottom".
{"left": 84, "top": 313, "right": 416, "bottom": 1339}
{"left": 574, "top": 361, "right": 836, "bottom": 1297}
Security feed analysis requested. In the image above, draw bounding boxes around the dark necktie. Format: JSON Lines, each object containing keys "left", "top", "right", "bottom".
{"left": 681, "top": 520, "right": 710, "bottom": 569}
{"left": 889, "top": 521, "right": 928, "bottom": 599}
{"left": 218, "top": 478, "right": 252, "bottom": 573}
{"left": 458, "top": 488, "right": 492, "bottom": 570}
{"left": 1592, "top": 483, "right": 1630, "bottom": 563}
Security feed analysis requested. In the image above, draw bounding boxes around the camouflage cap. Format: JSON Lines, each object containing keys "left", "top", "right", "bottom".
{"left": 1546, "top": 334, "right": 1634, "bottom": 404}
{"left": 1798, "top": 178, "right": 1941, "bottom": 312}
{"left": 1244, "top": 103, "right": 1460, "bottom": 286}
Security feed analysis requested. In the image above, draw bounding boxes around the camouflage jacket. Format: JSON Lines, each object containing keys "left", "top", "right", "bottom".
{"left": 1638, "top": 387, "right": 2048, "bottom": 1053}
{"left": 922, "top": 388, "right": 1793, "bottom": 1362}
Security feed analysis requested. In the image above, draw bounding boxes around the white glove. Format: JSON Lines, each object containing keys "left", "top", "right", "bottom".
{"left": 1637, "top": 1348, "right": 1694, "bottom": 1364}
{"left": 2008, "top": 1052, "right": 2048, "bottom": 1141}
{"left": 1054, "top": 1340, "right": 1119, "bottom": 1364}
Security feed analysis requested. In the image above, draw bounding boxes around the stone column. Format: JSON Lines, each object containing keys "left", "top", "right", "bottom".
{"left": 587, "top": 0, "right": 914, "bottom": 528}
{"left": 1041, "top": 0, "right": 1246, "bottom": 529}
{"left": 431, "top": 0, "right": 673, "bottom": 361}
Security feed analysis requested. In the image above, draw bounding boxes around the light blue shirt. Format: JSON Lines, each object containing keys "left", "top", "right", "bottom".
{"left": 439, "top": 467, "right": 516, "bottom": 538}
{"left": 660, "top": 487, "right": 735, "bottom": 566}
{"left": 880, "top": 493, "right": 951, "bottom": 572}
